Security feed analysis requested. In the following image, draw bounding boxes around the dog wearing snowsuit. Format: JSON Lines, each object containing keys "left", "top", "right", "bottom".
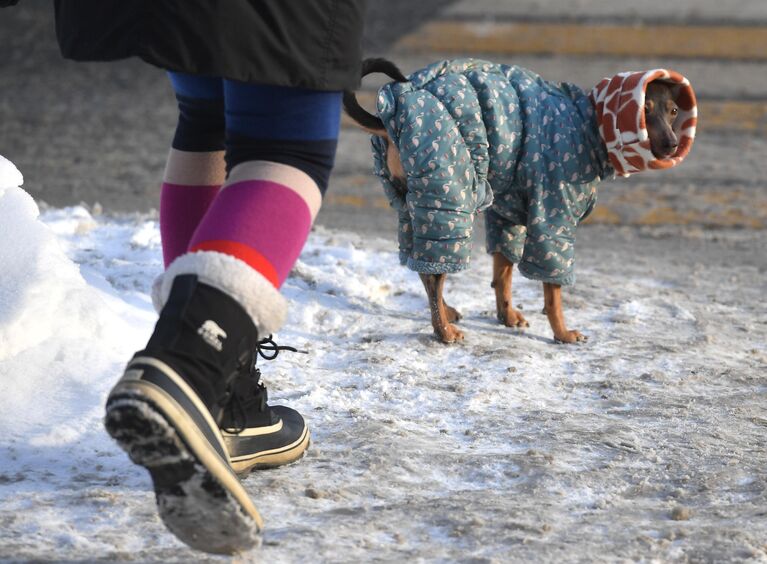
{"left": 349, "top": 58, "right": 697, "bottom": 343}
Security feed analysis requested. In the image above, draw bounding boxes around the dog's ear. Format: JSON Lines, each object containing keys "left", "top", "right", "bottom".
{"left": 668, "top": 83, "right": 683, "bottom": 102}
{"left": 647, "top": 79, "right": 677, "bottom": 100}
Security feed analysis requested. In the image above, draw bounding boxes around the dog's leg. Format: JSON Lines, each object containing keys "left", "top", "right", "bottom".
{"left": 542, "top": 282, "right": 587, "bottom": 344}
{"left": 491, "top": 253, "right": 529, "bottom": 328}
{"left": 419, "top": 273, "right": 464, "bottom": 343}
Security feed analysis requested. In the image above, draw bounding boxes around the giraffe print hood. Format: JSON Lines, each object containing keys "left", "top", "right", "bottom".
{"left": 590, "top": 69, "right": 697, "bottom": 177}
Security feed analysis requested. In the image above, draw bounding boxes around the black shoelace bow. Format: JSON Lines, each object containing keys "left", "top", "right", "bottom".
{"left": 222, "top": 335, "right": 307, "bottom": 433}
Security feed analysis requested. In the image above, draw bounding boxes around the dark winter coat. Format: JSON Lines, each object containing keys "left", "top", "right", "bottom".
{"left": 53, "top": 0, "right": 366, "bottom": 91}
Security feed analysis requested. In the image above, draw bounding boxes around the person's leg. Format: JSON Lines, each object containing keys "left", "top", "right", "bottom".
{"left": 110, "top": 73, "right": 268, "bottom": 554}
{"left": 108, "top": 76, "right": 263, "bottom": 549}
{"left": 161, "top": 82, "right": 341, "bottom": 472}
{"left": 106, "top": 78, "right": 342, "bottom": 553}
{"left": 160, "top": 72, "right": 226, "bottom": 267}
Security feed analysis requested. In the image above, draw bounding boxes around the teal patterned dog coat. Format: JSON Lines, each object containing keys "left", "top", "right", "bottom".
{"left": 371, "top": 58, "right": 614, "bottom": 285}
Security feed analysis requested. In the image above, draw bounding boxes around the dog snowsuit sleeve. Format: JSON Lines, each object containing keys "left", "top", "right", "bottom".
{"left": 373, "top": 60, "right": 494, "bottom": 273}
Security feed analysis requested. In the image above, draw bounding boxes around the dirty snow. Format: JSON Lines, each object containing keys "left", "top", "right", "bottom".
{"left": 1, "top": 156, "right": 766, "bottom": 562}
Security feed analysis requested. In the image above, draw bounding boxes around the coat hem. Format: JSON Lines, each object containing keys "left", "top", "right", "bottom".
{"left": 406, "top": 258, "right": 470, "bottom": 274}
{"left": 518, "top": 262, "right": 576, "bottom": 286}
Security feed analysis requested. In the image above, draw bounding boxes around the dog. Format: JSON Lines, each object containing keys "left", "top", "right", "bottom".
{"left": 343, "top": 58, "right": 696, "bottom": 344}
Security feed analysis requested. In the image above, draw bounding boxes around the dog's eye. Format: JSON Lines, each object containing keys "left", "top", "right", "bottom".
{"left": 670, "top": 107, "right": 678, "bottom": 116}
{"left": 644, "top": 101, "right": 654, "bottom": 113}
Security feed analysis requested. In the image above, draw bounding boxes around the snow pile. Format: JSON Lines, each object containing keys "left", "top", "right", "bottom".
{"left": 0, "top": 170, "right": 87, "bottom": 361}
{"left": 0, "top": 156, "right": 151, "bottom": 442}
{"left": 0, "top": 154, "right": 23, "bottom": 190}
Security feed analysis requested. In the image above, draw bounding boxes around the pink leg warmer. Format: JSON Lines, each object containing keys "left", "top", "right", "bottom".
{"left": 188, "top": 161, "right": 322, "bottom": 288}
{"left": 156, "top": 161, "right": 322, "bottom": 334}
{"left": 159, "top": 149, "right": 226, "bottom": 267}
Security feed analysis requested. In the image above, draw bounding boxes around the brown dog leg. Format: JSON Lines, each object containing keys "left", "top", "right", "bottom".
{"left": 419, "top": 273, "right": 464, "bottom": 343}
{"left": 543, "top": 282, "right": 587, "bottom": 344}
{"left": 491, "top": 253, "right": 529, "bottom": 328}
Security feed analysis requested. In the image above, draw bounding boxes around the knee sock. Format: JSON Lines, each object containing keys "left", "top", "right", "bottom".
{"left": 160, "top": 149, "right": 226, "bottom": 267}
{"left": 159, "top": 161, "right": 321, "bottom": 335}
{"left": 187, "top": 161, "right": 321, "bottom": 289}
{"left": 161, "top": 73, "right": 226, "bottom": 267}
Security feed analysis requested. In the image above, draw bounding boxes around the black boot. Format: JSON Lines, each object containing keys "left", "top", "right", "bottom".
{"left": 104, "top": 274, "right": 263, "bottom": 555}
{"left": 219, "top": 336, "right": 310, "bottom": 475}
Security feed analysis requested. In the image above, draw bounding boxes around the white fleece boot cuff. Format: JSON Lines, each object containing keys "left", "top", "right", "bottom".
{"left": 151, "top": 272, "right": 164, "bottom": 313}
{"left": 155, "top": 251, "right": 288, "bottom": 335}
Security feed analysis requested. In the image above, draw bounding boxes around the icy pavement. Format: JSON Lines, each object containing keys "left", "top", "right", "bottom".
{"left": 0, "top": 170, "right": 766, "bottom": 561}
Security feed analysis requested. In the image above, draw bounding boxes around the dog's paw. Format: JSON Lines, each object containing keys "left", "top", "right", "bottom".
{"left": 499, "top": 308, "right": 529, "bottom": 329}
{"left": 554, "top": 330, "right": 588, "bottom": 344}
{"left": 436, "top": 323, "right": 464, "bottom": 344}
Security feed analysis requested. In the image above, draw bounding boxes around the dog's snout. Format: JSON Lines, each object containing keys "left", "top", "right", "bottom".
{"left": 646, "top": 110, "right": 679, "bottom": 159}
{"left": 663, "top": 132, "right": 678, "bottom": 151}
{"left": 662, "top": 130, "right": 679, "bottom": 155}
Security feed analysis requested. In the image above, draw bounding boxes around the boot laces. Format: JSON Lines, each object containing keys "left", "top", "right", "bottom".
{"left": 222, "top": 335, "right": 306, "bottom": 433}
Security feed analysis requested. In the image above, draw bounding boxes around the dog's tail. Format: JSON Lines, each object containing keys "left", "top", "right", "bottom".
{"left": 343, "top": 58, "right": 408, "bottom": 134}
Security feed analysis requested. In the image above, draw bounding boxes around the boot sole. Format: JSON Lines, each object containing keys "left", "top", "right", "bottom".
{"left": 104, "top": 358, "right": 263, "bottom": 554}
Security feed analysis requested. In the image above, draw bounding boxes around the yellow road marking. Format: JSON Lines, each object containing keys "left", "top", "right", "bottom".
{"left": 394, "top": 21, "right": 767, "bottom": 60}
{"left": 637, "top": 207, "right": 764, "bottom": 228}
{"left": 325, "top": 194, "right": 391, "bottom": 209}
{"left": 583, "top": 206, "right": 621, "bottom": 225}
{"left": 698, "top": 100, "right": 767, "bottom": 132}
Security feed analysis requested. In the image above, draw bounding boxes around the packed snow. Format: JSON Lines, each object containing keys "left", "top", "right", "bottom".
{"left": 1, "top": 155, "right": 766, "bottom": 562}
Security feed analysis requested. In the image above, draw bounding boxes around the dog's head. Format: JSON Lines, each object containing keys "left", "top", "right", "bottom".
{"left": 591, "top": 69, "right": 697, "bottom": 176}
{"left": 645, "top": 81, "right": 679, "bottom": 159}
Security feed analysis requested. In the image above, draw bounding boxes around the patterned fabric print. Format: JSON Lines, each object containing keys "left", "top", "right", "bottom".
{"left": 375, "top": 63, "right": 492, "bottom": 273}
{"left": 590, "top": 69, "right": 697, "bottom": 177}
{"left": 372, "top": 58, "right": 612, "bottom": 284}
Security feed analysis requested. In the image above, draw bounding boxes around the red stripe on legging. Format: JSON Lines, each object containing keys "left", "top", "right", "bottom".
{"left": 190, "top": 240, "right": 280, "bottom": 288}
